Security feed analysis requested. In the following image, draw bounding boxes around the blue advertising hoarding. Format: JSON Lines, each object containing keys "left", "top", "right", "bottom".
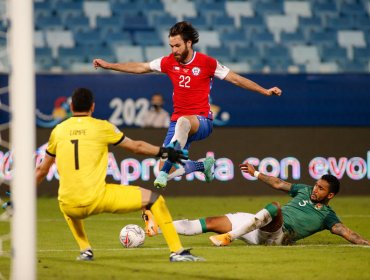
{"left": 27, "top": 73, "right": 370, "bottom": 128}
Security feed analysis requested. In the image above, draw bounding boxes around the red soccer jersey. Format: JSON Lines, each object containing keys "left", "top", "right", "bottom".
{"left": 150, "top": 51, "right": 229, "bottom": 121}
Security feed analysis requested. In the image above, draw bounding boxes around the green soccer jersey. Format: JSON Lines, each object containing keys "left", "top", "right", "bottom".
{"left": 282, "top": 184, "right": 341, "bottom": 241}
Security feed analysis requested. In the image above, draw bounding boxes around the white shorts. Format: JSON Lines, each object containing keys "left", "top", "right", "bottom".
{"left": 225, "top": 212, "right": 285, "bottom": 245}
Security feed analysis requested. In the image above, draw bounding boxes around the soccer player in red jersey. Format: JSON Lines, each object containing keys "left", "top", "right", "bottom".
{"left": 93, "top": 21, "right": 282, "bottom": 189}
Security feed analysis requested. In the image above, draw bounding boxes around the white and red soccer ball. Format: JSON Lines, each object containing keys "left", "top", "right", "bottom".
{"left": 119, "top": 224, "right": 145, "bottom": 248}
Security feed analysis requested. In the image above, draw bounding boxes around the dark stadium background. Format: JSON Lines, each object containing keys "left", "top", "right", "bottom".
{"left": 1, "top": 0, "right": 370, "bottom": 196}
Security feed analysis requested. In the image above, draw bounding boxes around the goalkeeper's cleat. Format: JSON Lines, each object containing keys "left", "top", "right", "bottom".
{"left": 154, "top": 171, "right": 169, "bottom": 188}
{"left": 76, "top": 249, "right": 94, "bottom": 261}
{"left": 169, "top": 248, "right": 205, "bottom": 262}
{"left": 203, "top": 156, "right": 216, "bottom": 183}
{"left": 142, "top": 210, "right": 158, "bottom": 237}
{"left": 209, "top": 233, "right": 232, "bottom": 247}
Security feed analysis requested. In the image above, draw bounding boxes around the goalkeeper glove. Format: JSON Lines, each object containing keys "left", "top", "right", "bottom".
{"left": 156, "top": 147, "right": 188, "bottom": 163}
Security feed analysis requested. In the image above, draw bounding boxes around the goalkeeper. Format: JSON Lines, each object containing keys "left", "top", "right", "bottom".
{"left": 35, "top": 88, "right": 204, "bottom": 262}
{"left": 146, "top": 162, "right": 369, "bottom": 246}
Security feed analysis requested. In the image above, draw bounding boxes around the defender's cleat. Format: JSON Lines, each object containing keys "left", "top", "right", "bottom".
{"left": 154, "top": 171, "right": 169, "bottom": 188}
{"left": 203, "top": 157, "right": 216, "bottom": 183}
{"left": 209, "top": 233, "right": 232, "bottom": 246}
{"left": 76, "top": 249, "right": 94, "bottom": 261}
{"left": 142, "top": 210, "right": 158, "bottom": 237}
{"left": 169, "top": 248, "right": 205, "bottom": 262}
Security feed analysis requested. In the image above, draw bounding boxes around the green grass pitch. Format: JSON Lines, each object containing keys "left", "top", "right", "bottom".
{"left": 0, "top": 196, "right": 369, "bottom": 280}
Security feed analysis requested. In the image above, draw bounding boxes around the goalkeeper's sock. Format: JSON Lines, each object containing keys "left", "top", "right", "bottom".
{"left": 150, "top": 195, "right": 183, "bottom": 253}
{"left": 229, "top": 209, "right": 272, "bottom": 240}
{"left": 63, "top": 214, "right": 91, "bottom": 251}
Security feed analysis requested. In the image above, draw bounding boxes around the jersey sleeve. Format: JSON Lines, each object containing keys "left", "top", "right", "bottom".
{"left": 149, "top": 57, "right": 164, "bottom": 73}
{"left": 214, "top": 60, "right": 230, "bottom": 80}
{"left": 104, "top": 121, "right": 125, "bottom": 145}
{"left": 46, "top": 127, "right": 57, "bottom": 157}
{"left": 324, "top": 210, "right": 341, "bottom": 230}
{"left": 289, "top": 184, "right": 311, "bottom": 197}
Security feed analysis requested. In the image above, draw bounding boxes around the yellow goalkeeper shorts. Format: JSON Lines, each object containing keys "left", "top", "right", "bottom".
{"left": 60, "top": 183, "right": 143, "bottom": 219}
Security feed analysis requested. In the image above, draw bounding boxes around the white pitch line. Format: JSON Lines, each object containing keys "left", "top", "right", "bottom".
{"left": 32, "top": 244, "right": 370, "bottom": 253}
{"left": 0, "top": 244, "right": 368, "bottom": 255}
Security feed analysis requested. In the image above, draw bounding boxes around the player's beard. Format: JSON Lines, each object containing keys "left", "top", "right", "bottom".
{"left": 174, "top": 46, "right": 189, "bottom": 63}
{"left": 310, "top": 196, "right": 319, "bottom": 203}
{"left": 310, "top": 194, "right": 328, "bottom": 204}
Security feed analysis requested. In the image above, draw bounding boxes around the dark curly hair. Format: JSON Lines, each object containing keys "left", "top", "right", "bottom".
{"left": 169, "top": 21, "right": 199, "bottom": 46}
{"left": 321, "top": 174, "right": 340, "bottom": 194}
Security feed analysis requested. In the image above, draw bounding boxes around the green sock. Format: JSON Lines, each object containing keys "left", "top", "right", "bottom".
{"left": 199, "top": 218, "right": 208, "bottom": 233}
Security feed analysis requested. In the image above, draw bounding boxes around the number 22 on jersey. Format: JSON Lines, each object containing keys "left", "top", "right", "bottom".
{"left": 179, "top": 75, "right": 190, "bottom": 88}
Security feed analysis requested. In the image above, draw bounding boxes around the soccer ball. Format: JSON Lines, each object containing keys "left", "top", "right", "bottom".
{"left": 119, "top": 224, "right": 145, "bottom": 248}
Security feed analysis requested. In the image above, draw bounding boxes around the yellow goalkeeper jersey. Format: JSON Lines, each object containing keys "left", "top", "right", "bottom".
{"left": 46, "top": 115, "right": 124, "bottom": 206}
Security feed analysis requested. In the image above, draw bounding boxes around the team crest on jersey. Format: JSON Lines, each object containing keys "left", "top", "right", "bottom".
{"left": 173, "top": 66, "right": 180, "bottom": 71}
{"left": 192, "top": 67, "right": 201, "bottom": 76}
{"left": 314, "top": 203, "right": 323, "bottom": 210}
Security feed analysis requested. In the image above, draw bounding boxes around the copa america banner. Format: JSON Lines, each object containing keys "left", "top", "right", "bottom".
{"left": 27, "top": 73, "right": 370, "bottom": 128}
{"left": 1, "top": 127, "right": 368, "bottom": 196}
